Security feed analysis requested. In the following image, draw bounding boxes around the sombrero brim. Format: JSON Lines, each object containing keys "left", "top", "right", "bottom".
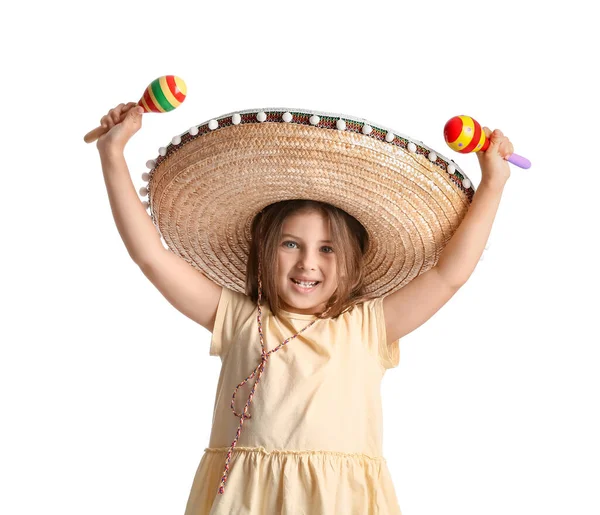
{"left": 144, "top": 108, "right": 475, "bottom": 297}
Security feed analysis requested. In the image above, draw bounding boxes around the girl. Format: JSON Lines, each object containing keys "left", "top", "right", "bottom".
{"left": 96, "top": 102, "right": 513, "bottom": 514}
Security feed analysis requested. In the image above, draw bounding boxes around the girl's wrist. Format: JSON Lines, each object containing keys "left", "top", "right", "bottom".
{"left": 97, "top": 141, "right": 125, "bottom": 160}
{"left": 479, "top": 176, "right": 508, "bottom": 192}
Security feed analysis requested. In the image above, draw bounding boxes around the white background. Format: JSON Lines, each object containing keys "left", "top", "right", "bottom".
{"left": 2, "top": 1, "right": 598, "bottom": 514}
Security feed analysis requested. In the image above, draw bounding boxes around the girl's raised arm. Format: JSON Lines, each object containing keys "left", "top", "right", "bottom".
{"left": 98, "top": 146, "right": 164, "bottom": 266}
{"left": 436, "top": 127, "right": 513, "bottom": 287}
{"left": 96, "top": 104, "right": 222, "bottom": 332}
{"left": 96, "top": 103, "right": 164, "bottom": 265}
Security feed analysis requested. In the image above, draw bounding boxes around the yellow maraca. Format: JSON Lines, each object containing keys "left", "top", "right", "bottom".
{"left": 444, "top": 115, "right": 531, "bottom": 169}
{"left": 84, "top": 75, "right": 187, "bottom": 143}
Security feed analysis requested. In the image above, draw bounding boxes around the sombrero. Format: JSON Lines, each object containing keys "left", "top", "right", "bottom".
{"left": 140, "top": 107, "right": 474, "bottom": 297}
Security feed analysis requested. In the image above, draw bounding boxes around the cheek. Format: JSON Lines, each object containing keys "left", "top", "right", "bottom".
{"left": 277, "top": 253, "right": 288, "bottom": 271}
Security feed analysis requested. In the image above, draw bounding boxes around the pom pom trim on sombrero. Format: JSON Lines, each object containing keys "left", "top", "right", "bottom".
{"left": 146, "top": 108, "right": 475, "bottom": 193}
{"left": 142, "top": 107, "right": 476, "bottom": 298}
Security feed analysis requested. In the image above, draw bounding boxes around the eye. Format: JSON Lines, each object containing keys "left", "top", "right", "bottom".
{"left": 282, "top": 241, "right": 334, "bottom": 253}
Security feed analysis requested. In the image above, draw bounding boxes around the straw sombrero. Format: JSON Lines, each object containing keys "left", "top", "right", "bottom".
{"left": 140, "top": 107, "right": 475, "bottom": 298}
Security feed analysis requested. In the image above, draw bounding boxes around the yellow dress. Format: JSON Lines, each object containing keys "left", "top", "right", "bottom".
{"left": 184, "top": 287, "right": 402, "bottom": 514}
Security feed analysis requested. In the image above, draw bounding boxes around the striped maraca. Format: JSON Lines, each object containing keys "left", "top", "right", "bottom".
{"left": 84, "top": 75, "right": 187, "bottom": 143}
{"left": 443, "top": 115, "right": 531, "bottom": 169}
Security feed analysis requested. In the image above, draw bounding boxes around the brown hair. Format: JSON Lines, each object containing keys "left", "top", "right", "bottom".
{"left": 245, "top": 199, "right": 378, "bottom": 319}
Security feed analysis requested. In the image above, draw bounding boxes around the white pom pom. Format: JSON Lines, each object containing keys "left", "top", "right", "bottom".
{"left": 208, "top": 119, "right": 218, "bottom": 130}
{"left": 309, "top": 115, "right": 320, "bottom": 126}
{"left": 139, "top": 187, "right": 148, "bottom": 197}
{"left": 142, "top": 201, "right": 149, "bottom": 209}
{"left": 485, "top": 242, "right": 490, "bottom": 250}
{"left": 158, "top": 147, "right": 167, "bottom": 156}
{"left": 232, "top": 113, "right": 241, "bottom": 125}
{"left": 171, "top": 135, "right": 181, "bottom": 145}
{"left": 385, "top": 131, "right": 395, "bottom": 142}
{"left": 146, "top": 159, "right": 156, "bottom": 169}
{"left": 256, "top": 111, "right": 267, "bottom": 122}
{"left": 462, "top": 178, "right": 471, "bottom": 189}
{"left": 447, "top": 164, "right": 456, "bottom": 174}
{"left": 407, "top": 142, "right": 417, "bottom": 153}
{"left": 141, "top": 172, "right": 150, "bottom": 182}
{"left": 428, "top": 151, "right": 437, "bottom": 162}
{"left": 362, "top": 124, "right": 372, "bottom": 135}
{"left": 282, "top": 112, "right": 293, "bottom": 123}
{"left": 336, "top": 118, "right": 346, "bottom": 130}
{"left": 189, "top": 126, "right": 199, "bottom": 136}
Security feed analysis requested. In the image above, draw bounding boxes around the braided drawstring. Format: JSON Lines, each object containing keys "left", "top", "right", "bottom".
{"left": 217, "top": 251, "right": 327, "bottom": 495}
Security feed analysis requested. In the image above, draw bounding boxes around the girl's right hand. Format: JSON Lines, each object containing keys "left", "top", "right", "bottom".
{"left": 96, "top": 102, "right": 144, "bottom": 153}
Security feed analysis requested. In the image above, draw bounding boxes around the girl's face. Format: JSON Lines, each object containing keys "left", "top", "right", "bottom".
{"left": 276, "top": 211, "right": 338, "bottom": 315}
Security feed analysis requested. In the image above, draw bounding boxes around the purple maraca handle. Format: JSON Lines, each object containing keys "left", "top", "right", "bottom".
{"left": 507, "top": 153, "right": 531, "bottom": 169}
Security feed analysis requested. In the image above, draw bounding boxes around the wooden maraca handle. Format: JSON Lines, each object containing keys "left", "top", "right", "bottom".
{"left": 84, "top": 123, "right": 113, "bottom": 144}
{"left": 84, "top": 75, "right": 187, "bottom": 144}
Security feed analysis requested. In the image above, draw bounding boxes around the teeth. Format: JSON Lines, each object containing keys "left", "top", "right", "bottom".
{"left": 292, "top": 279, "right": 318, "bottom": 287}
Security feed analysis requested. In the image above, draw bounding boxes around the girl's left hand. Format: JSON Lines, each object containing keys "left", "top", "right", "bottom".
{"left": 476, "top": 127, "right": 514, "bottom": 187}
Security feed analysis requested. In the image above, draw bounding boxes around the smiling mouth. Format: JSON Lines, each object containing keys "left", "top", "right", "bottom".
{"left": 290, "top": 279, "right": 321, "bottom": 293}
{"left": 291, "top": 279, "right": 320, "bottom": 286}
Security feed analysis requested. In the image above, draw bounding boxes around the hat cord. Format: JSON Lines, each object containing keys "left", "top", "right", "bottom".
{"left": 217, "top": 249, "right": 324, "bottom": 495}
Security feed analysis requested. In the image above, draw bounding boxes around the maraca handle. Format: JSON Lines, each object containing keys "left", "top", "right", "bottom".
{"left": 507, "top": 153, "right": 531, "bottom": 169}
{"left": 83, "top": 125, "right": 109, "bottom": 144}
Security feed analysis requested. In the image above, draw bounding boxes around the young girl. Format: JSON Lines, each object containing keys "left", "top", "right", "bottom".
{"left": 96, "top": 102, "right": 513, "bottom": 514}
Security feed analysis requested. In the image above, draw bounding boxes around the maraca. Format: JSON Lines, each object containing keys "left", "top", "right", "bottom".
{"left": 84, "top": 75, "right": 187, "bottom": 143}
{"left": 444, "top": 115, "right": 531, "bottom": 169}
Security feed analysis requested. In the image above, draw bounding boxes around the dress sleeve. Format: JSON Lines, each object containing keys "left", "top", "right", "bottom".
{"left": 209, "top": 287, "right": 256, "bottom": 360}
{"left": 370, "top": 295, "right": 400, "bottom": 370}
{"left": 209, "top": 287, "right": 235, "bottom": 359}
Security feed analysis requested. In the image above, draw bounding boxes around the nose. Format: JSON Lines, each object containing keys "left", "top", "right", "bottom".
{"left": 296, "top": 248, "right": 319, "bottom": 270}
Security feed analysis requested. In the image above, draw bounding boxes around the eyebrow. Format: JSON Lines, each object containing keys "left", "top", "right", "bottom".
{"left": 281, "top": 233, "right": 332, "bottom": 243}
